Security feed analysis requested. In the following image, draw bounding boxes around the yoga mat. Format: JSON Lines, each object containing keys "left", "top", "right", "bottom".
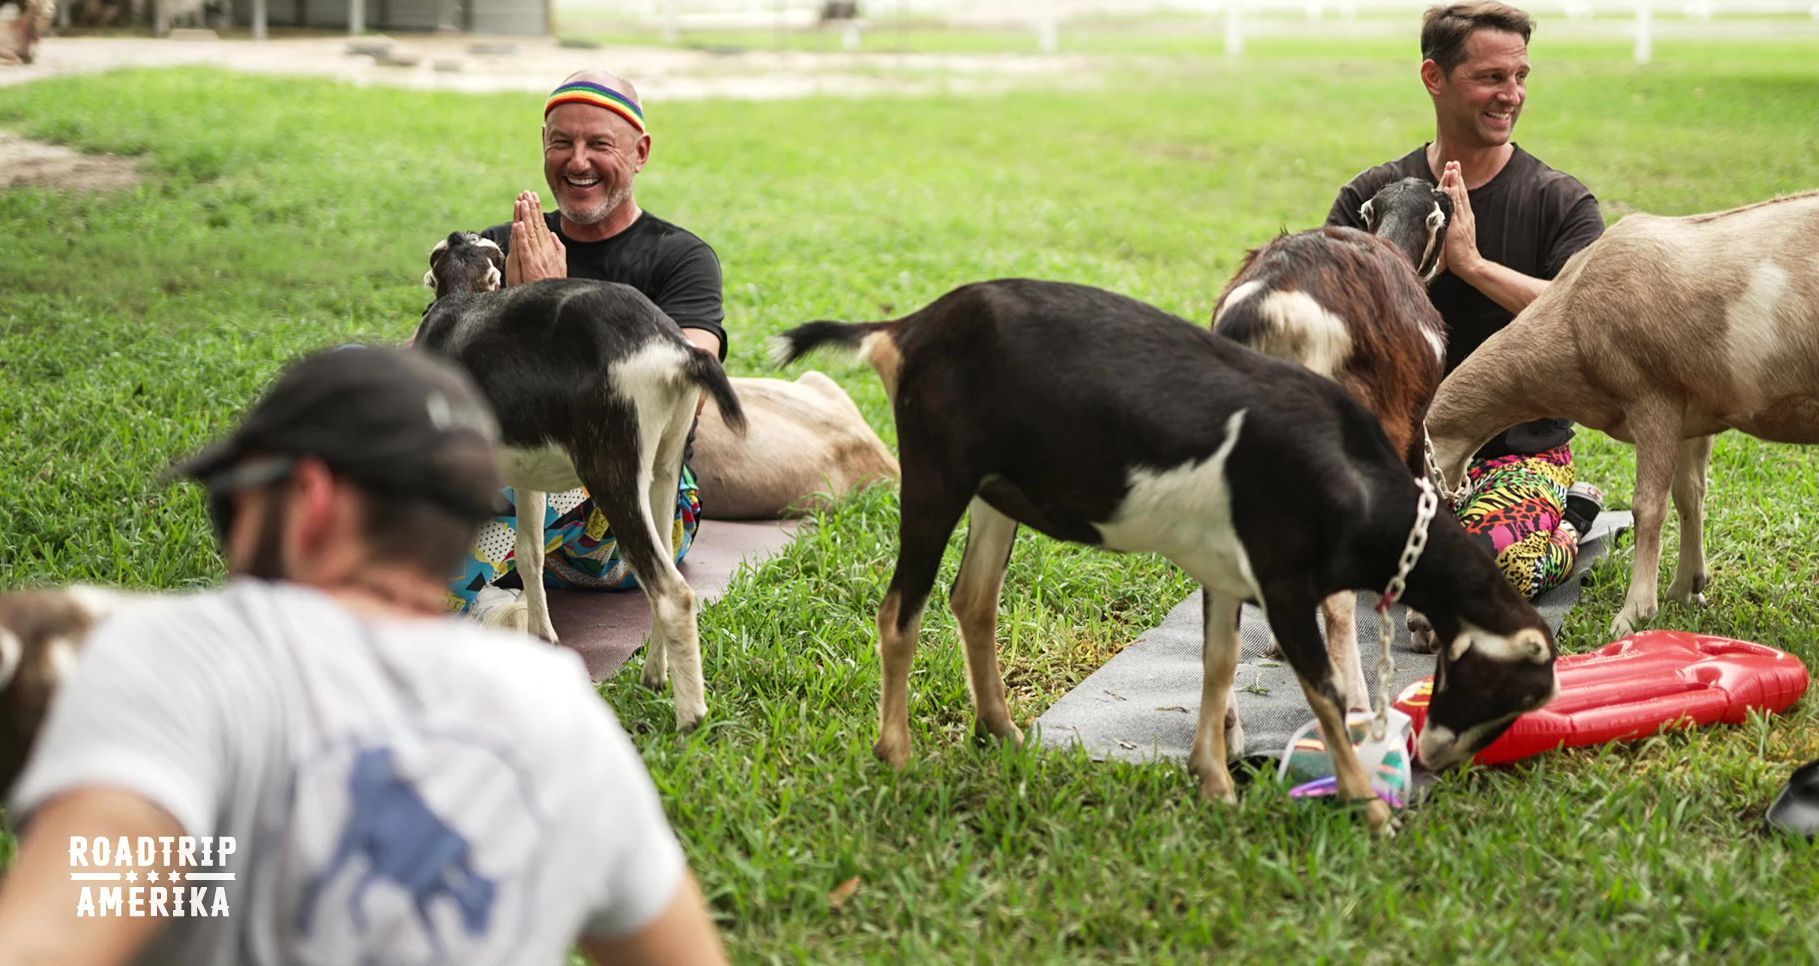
{"left": 547, "top": 519, "right": 801, "bottom": 681}
{"left": 1034, "top": 511, "right": 1632, "bottom": 765}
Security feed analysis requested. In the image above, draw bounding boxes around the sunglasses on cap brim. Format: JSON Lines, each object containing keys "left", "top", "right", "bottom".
{"left": 202, "top": 455, "right": 298, "bottom": 543}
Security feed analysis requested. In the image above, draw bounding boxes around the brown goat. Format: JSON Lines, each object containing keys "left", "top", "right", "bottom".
{"left": 1212, "top": 178, "right": 1453, "bottom": 703}
{"left": 1428, "top": 189, "right": 1819, "bottom": 636}
{"left": 0, "top": 585, "right": 141, "bottom": 796}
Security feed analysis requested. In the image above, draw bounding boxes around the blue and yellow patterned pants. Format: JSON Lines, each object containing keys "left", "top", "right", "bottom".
{"left": 447, "top": 466, "right": 702, "bottom": 614}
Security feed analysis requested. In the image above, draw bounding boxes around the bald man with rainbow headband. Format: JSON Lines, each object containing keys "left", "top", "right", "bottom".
{"left": 450, "top": 69, "right": 729, "bottom": 625}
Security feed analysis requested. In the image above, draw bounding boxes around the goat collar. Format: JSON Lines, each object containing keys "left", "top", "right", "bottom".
{"left": 1368, "top": 478, "right": 1441, "bottom": 740}
{"left": 1379, "top": 478, "right": 1440, "bottom": 613}
{"left": 545, "top": 81, "right": 646, "bottom": 134}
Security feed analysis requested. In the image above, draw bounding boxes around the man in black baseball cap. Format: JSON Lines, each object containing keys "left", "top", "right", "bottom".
{"left": 0, "top": 345, "right": 730, "bottom": 962}
{"left": 170, "top": 345, "right": 505, "bottom": 595}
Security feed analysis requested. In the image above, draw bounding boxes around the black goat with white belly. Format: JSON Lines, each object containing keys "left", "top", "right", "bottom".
{"left": 414, "top": 232, "right": 745, "bottom": 731}
{"left": 776, "top": 279, "right": 1555, "bottom": 829}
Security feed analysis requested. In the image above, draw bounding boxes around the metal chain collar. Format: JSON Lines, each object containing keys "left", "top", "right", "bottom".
{"left": 1422, "top": 424, "right": 1472, "bottom": 507}
{"left": 1371, "top": 476, "right": 1440, "bottom": 740}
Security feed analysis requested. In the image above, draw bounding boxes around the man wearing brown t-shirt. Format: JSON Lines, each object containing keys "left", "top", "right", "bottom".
{"left": 1328, "top": 1, "right": 1605, "bottom": 599}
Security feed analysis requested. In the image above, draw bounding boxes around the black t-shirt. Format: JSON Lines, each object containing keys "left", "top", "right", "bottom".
{"left": 1327, "top": 144, "right": 1604, "bottom": 458}
{"left": 481, "top": 210, "right": 728, "bottom": 360}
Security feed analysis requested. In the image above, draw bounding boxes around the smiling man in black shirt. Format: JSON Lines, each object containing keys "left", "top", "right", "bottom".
{"left": 1327, "top": 2, "right": 1605, "bottom": 599}
{"left": 448, "top": 68, "right": 727, "bottom": 625}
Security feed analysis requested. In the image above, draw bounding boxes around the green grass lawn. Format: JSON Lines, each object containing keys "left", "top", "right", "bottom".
{"left": 3, "top": 35, "right": 1819, "bottom": 961}
{"left": 558, "top": 12, "right": 1819, "bottom": 57}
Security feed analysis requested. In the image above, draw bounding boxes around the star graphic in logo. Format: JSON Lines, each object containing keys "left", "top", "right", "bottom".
{"left": 125, "top": 870, "right": 139, "bottom": 883}
{"left": 168, "top": 871, "right": 183, "bottom": 883}
{"left": 147, "top": 871, "right": 161, "bottom": 883}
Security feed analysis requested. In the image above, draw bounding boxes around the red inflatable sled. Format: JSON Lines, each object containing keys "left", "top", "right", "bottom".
{"left": 1395, "top": 630, "right": 1811, "bottom": 767}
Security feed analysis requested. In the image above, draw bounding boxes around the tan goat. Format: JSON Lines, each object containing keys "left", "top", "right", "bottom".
{"left": 690, "top": 372, "right": 899, "bottom": 519}
{"left": 1428, "top": 189, "right": 1819, "bottom": 636}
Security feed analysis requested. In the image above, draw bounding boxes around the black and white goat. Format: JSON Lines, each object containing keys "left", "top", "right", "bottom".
{"left": 1212, "top": 177, "right": 1454, "bottom": 700}
{"left": 775, "top": 279, "right": 1555, "bottom": 829}
{"left": 415, "top": 231, "right": 746, "bottom": 731}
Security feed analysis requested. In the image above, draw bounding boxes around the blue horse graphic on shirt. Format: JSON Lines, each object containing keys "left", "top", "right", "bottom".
{"left": 297, "top": 747, "right": 498, "bottom": 952}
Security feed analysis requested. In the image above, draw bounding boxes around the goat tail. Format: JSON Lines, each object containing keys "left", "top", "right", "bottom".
{"left": 767, "top": 320, "right": 895, "bottom": 369}
{"left": 683, "top": 347, "right": 748, "bottom": 435}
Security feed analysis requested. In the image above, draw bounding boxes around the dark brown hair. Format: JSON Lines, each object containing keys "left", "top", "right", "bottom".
{"left": 357, "top": 491, "right": 489, "bottom": 580}
{"left": 1421, "top": 2, "right": 1535, "bottom": 75}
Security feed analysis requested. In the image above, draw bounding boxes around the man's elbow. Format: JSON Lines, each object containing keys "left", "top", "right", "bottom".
{"left": 679, "top": 327, "right": 724, "bottom": 359}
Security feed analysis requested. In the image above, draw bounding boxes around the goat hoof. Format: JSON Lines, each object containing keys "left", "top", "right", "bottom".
{"left": 972, "top": 719, "right": 1025, "bottom": 748}
{"left": 1667, "top": 575, "right": 1710, "bottom": 605}
{"left": 1261, "top": 636, "right": 1284, "bottom": 660}
{"left": 1362, "top": 798, "right": 1394, "bottom": 835}
{"left": 1611, "top": 602, "right": 1655, "bottom": 639}
{"left": 873, "top": 735, "right": 912, "bottom": 769}
{"left": 640, "top": 663, "right": 669, "bottom": 690}
{"left": 676, "top": 706, "right": 707, "bottom": 733}
{"left": 1196, "top": 774, "right": 1238, "bottom": 806}
{"left": 1407, "top": 614, "right": 1440, "bottom": 654}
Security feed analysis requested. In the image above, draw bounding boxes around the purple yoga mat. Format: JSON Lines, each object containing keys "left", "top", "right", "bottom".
{"left": 546, "top": 519, "right": 800, "bottom": 680}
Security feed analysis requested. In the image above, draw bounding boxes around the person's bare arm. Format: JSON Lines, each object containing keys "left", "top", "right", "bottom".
{"left": 678, "top": 328, "right": 724, "bottom": 416}
{"left": 0, "top": 788, "right": 182, "bottom": 965}
{"left": 1437, "top": 160, "right": 1550, "bottom": 314}
{"left": 580, "top": 872, "right": 727, "bottom": 966}
{"left": 679, "top": 328, "right": 722, "bottom": 358}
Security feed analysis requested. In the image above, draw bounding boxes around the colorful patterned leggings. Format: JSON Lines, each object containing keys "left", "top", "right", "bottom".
{"left": 446, "top": 466, "right": 702, "bottom": 614}
{"left": 1455, "top": 444, "right": 1577, "bottom": 599}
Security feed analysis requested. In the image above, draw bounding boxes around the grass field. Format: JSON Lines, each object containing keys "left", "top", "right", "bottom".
{"left": 3, "top": 34, "right": 1819, "bottom": 961}
{"left": 555, "top": 11, "right": 1819, "bottom": 57}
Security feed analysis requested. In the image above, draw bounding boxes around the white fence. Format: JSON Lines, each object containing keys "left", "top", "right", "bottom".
{"left": 573, "top": 0, "right": 1819, "bottom": 62}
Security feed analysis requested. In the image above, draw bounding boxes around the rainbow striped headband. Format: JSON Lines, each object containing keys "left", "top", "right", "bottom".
{"left": 544, "top": 81, "right": 646, "bottom": 134}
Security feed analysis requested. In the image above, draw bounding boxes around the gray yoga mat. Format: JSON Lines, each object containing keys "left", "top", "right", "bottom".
{"left": 1034, "top": 511, "right": 1633, "bottom": 764}
{"left": 547, "top": 519, "right": 801, "bottom": 681}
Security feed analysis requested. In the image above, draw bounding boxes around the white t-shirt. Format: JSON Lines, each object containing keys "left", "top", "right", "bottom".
{"left": 9, "top": 580, "right": 685, "bottom": 966}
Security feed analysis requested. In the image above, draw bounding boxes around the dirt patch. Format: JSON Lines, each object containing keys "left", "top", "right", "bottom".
{"left": 0, "top": 130, "right": 140, "bottom": 192}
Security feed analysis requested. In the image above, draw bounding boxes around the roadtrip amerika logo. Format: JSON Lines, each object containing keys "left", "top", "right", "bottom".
{"left": 69, "top": 836, "right": 236, "bottom": 918}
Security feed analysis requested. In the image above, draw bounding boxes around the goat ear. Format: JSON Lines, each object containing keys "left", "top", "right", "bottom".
{"left": 429, "top": 236, "right": 451, "bottom": 271}
{"left": 1358, "top": 199, "right": 1375, "bottom": 228}
{"left": 423, "top": 269, "right": 438, "bottom": 292}
{"left": 1517, "top": 629, "right": 1550, "bottom": 664}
